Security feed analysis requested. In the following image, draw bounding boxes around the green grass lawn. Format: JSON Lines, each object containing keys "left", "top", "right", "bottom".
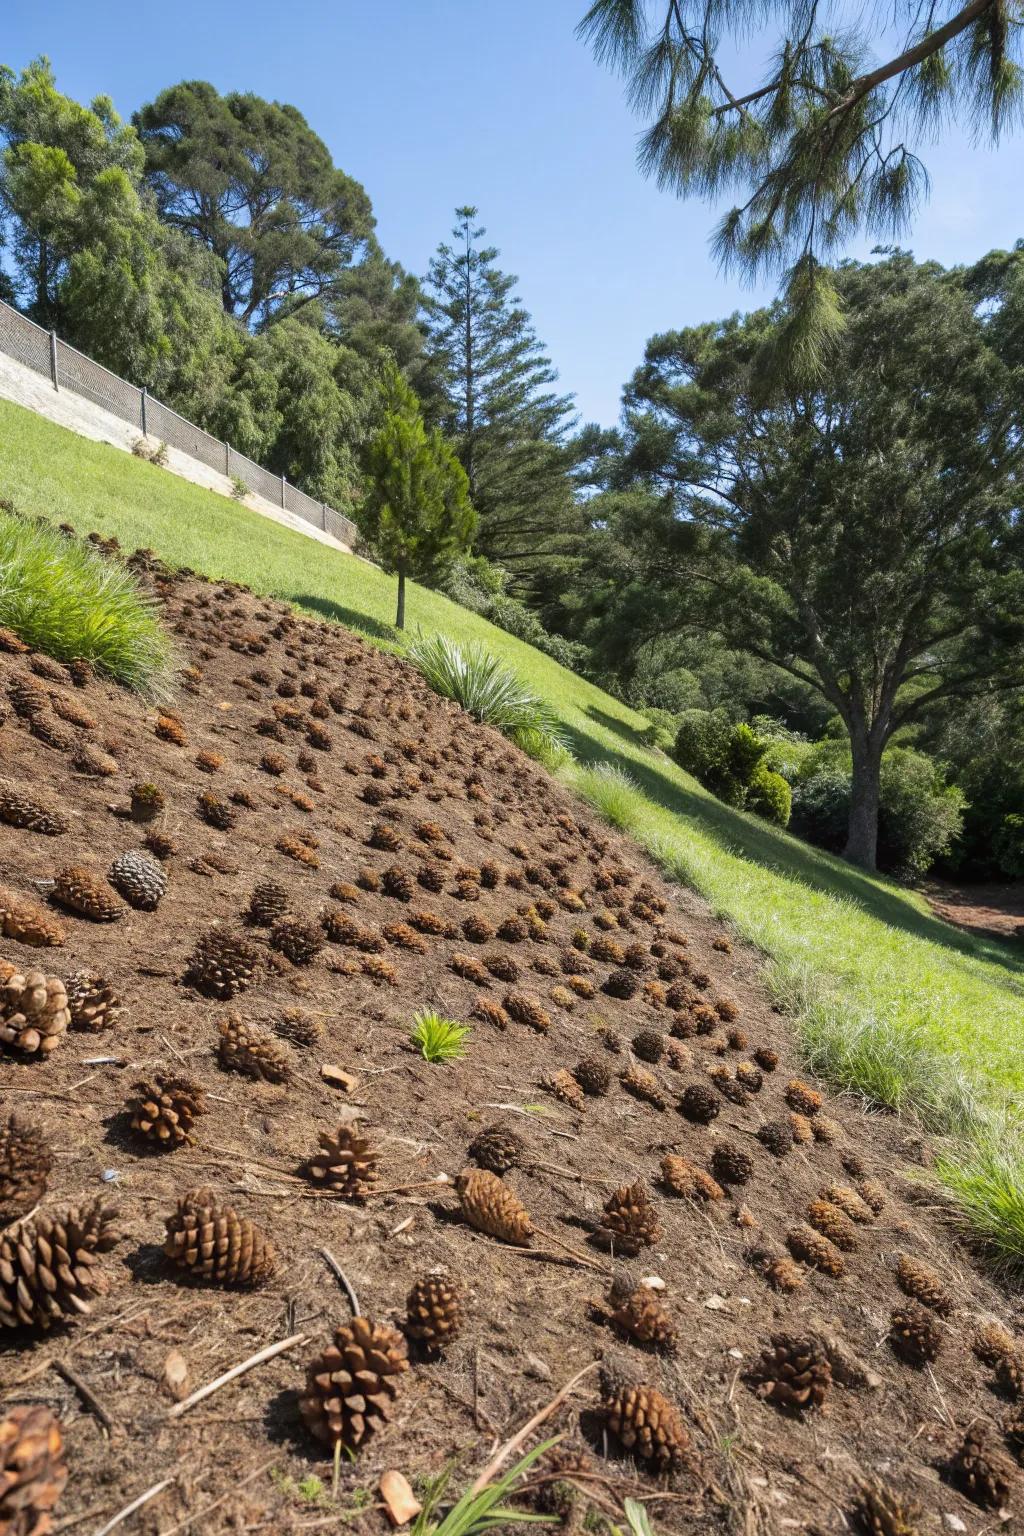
{"left": 4, "top": 396, "right": 1024, "bottom": 1253}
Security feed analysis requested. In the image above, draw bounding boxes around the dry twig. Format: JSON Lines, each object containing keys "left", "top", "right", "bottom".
{"left": 168, "top": 1332, "right": 308, "bottom": 1419}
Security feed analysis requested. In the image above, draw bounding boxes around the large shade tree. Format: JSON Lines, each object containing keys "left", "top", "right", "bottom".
{"left": 609, "top": 250, "right": 1024, "bottom": 869}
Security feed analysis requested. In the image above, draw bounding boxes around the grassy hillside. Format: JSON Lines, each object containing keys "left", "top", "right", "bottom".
{"left": 4, "top": 396, "right": 1022, "bottom": 1146}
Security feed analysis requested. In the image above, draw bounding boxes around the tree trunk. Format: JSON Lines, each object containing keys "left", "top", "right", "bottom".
{"left": 395, "top": 570, "right": 406, "bottom": 631}
{"left": 844, "top": 726, "right": 883, "bottom": 870}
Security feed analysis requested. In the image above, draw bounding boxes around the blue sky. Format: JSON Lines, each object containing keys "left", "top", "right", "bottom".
{"left": 4, "top": 0, "right": 1021, "bottom": 426}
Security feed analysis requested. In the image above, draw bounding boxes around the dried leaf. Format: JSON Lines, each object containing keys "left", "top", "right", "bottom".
{"left": 380, "top": 1470, "right": 421, "bottom": 1526}
{"left": 163, "top": 1348, "right": 190, "bottom": 1401}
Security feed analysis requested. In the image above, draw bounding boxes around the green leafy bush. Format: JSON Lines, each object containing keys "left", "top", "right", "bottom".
{"left": 0, "top": 510, "right": 174, "bottom": 695}
{"left": 639, "top": 706, "right": 679, "bottom": 752}
{"left": 673, "top": 708, "right": 732, "bottom": 782}
{"left": 672, "top": 710, "right": 780, "bottom": 820}
{"left": 407, "top": 632, "right": 570, "bottom": 758}
{"left": 747, "top": 764, "right": 792, "bottom": 827}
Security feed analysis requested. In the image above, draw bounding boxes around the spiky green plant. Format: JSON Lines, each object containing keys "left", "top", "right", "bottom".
{"left": 411, "top": 1437, "right": 559, "bottom": 1535}
{"left": 0, "top": 509, "right": 174, "bottom": 694}
{"left": 412, "top": 1010, "right": 471, "bottom": 1064}
{"left": 407, "top": 633, "right": 570, "bottom": 759}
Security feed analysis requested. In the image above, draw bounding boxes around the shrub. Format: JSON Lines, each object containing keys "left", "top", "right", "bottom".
{"left": 639, "top": 707, "right": 679, "bottom": 753}
{"left": 411, "top": 1010, "right": 471, "bottom": 1064}
{"left": 747, "top": 765, "right": 792, "bottom": 827}
{"left": 673, "top": 708, "right": 732, "bottom": 782}
{"left": 0, "top": 510, "right": 174, "bottom": 695}
{"left": 407, "top": 633, "right": 570, "bottom": 759}
{"left": 229, "top": 475, "right": 248, "bottom": 502}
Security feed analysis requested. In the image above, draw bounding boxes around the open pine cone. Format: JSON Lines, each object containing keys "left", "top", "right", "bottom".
{"left": 108, "top": 850, "right": 167, "bottom": 910}
{"left": 217, "top": 1014, "right": 290, "bottom": 1083}
{"left": 950, "top": 1423, "right": 1013, "bottom": 1509}
{"left": 299, "top": 1317, "right": 409, "bottom": 1450}
{"left": 163, "top": 1187, "right": 275, "bottom": 1286}
{"left": 189, "top": 930, "right": 260, "bottom": 1000}
{"left": 406, "top": 1275, "right": 464, "bottom": 1350}
{"left": 745, "top": 1333, "right": 832, "bottom": 1412}
{"left": 1, "top": 969, "right": 69, "bottom": 1057}
{"left": 65, "top": 971, "right": 122, "bottom": 1032}
{"left": 609, "top": 1277, "right": 678, "bottom": 1353}
{"left": 599, "top": 1362, "right": 691, "bottom": 1469}
{"left": 0, "top": 1198, "right": 119, "bottom": 1329}
{"left": 0, "top": 889, "right": 66, "bottom": 948}
{"left": 0, "top": 1115, "right": 52, "bottom": 1221}
{"left": 468, "top": 1124, "right": 524, "bottom": 1174}
{"left": 896, "top": 1254, "right": 953, "bottom": 1316}
{"left": 0, "top": 1404, "right": 68, "bottom": 1535}
{"left": 456, "top": 1168, "right": 532, "bottom": 1245}
{"left": 855, "top": 1480, "right": 922, "bottom": 1536}
{"left": 128, "top": 1075, "right": 206, "bottom": 1148}
{"left": 303, "top": 1122, "right": 378, "bottom": 1199}
{"left": 597, "top": 1181, "right": 661, "bottom": 1256}
{"left": 51, "top": 865, "right": 124, "bottom": 922}
{"left": 889, "top": 1301, "right": 942, "bottom": 1365}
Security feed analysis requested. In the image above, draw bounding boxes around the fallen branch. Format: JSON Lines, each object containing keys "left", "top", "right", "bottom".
{"left": 168, "top": 1332, "right": 307, "bottom": 1419}
{"left": 320, "top": 1248, "right": 360, "bottom": 1317}
{"left": 52, "top": 1359, "right": 119, "bottom": 1434}
{"left": 469, "top": 1361, "right": 598, "bottom": 1496}
{"left": 92, "top": 1476, "right": 174, "bottom": 1536}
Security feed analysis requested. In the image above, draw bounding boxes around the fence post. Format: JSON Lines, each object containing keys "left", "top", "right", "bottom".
{"left": 321, "top": 503, "right": 328, "bottom": 532}
{"left": 140, "top": 387, "right": 148, "bottom": 437}
{"left": 49, "top": 331, "right": 58, "bottom": 391}
{"left": 225, "top": 442, "right": 231, "bottom": 476}
{"left": 281, "top": 474, "right": 287, "bottom": 510}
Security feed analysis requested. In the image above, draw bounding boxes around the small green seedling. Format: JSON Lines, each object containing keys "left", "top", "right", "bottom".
{"left": 412, "top": 1010, "right": 471, "bottom": 1064}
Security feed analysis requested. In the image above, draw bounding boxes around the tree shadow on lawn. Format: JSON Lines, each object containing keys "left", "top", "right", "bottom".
{"left": 566, "top": 711, "right": 1024, "bottom": 988}
{"left": 285, "top": 592, "right": 398, "bottom": 645}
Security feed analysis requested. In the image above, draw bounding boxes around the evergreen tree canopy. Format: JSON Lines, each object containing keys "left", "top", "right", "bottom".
{"left": 359, "top": 361, "right": 475, "bottom": 628}
{"left": 423, "top": 206, "right": 579, "bottom": 583}
{"left": 609, "top": 249, "right": 1024, "bottom": 869}
{"left": 134, "top": 80, "right": 375, "bottom": 325}
{"left": 579, "top": 0, "right": 1024, "bottom": 366}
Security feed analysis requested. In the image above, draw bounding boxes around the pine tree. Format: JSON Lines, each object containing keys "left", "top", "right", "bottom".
{"left": 423, "top": 207, "right": 578, "bottom": 585}
{"left": 358, "top": 362, "right": 475, "bottom": 629}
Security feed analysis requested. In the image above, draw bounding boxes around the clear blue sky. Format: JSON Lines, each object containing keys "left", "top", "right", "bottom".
{"left": 5, "top": 0, "right": 1021, "bottom": 426}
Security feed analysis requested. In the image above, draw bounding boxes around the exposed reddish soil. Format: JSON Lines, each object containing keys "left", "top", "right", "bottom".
{"left": 2, "top": 547, "right": 1024, "bottom": 1535}
{"left": 924, "top": 880, "right": 1023, "bottom": 945}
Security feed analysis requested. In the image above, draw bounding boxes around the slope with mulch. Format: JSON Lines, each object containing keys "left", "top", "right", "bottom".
{"left": 1, "top": 549, "right": 1023, "bottom": 1534}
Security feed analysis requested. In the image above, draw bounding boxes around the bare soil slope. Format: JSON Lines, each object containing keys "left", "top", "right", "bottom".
{"left": 1, "top": 550, "right": 1022, "bottom": 1535}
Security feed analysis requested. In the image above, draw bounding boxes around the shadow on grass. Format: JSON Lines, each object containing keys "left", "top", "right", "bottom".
{"left": 566, "top": 712, "right": 1024, "bottom": 987}
{"left": 286, "top": 593, "right": 397, "bottom": 644}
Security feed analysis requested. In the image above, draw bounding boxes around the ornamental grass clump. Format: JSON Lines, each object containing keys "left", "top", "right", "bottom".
{"left": 411, "top": 1009, "right": 471, "bottom": 1064}
{"left": 407, "top": 633, "right": 570, "bottom": 759}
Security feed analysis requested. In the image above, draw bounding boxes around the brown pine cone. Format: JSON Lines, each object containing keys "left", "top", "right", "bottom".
{"left": 272, "top": 1009, "right": 324, "bottom": 1047}
{"left": 573, "top": 1056, "right": 611, "bottom": 1096}
{"left": 51, "top": 865, "right": 123, "bottom": 921}
{"left": 765, "top": 1256, "right": 805, "bottom": 1293}
{"left": 632, "top": 1029, "right": 664, "bottom": 1063}
{"left": 217, "top": 1014, "right": 290, "bottom": 1082}
{"left": 299, "top": 1317, "right": 409, "bottom": 1450}
{"left": 973, "top": 1321, "right": 1016, "bottom": 1366}
{"left": 995, "top": 1351, "right": 1024, "bottom": 1401}
{"left": 0, "top": 1115, "right": 52, "bottom": 1221}
{"left": 679, "top": 1082, "right": 720, "bottom": 1123}
{"left": 189, "top": 930, "right": 260, "bottom": 999}
{"left": 598, "top": 1181, "right": 661, "bottom": 1256}
{"left": 620, "top": 1063, "right": 668, "bottom": 1110}
{"left": 896, "top": 1254, "right": 953, "bottom": 1316}
{"left": 456, "top": 1168, "right": 532, "bottom": 1245}
{"left": 786, "top": 1225, "right": 846, "bottom": 1277}
{"left": 806, "top": 1199, "right": 858, "bottom": 1251}
{"left": 468, "top": 1124, "right": 524, "bottom": 1174}
{"left": 546, "top": 1068, "right": 585, "bottom": 1111}
{"left": 503, "top": 991, "right": 551, "bottom": 1033}
{"left": 609, "top": 1279, "right": 678, "bottom": 1353}
{"left": 856, "top": 1177, "right": 886, "bottom": 1214}
{"left": 0, "top": 1404, "right": 68, "bottom": 1535}
{"left": 950, "top": 1423, "right": 1013, "bottom": 1509}
{"left": 128, "top": 1075, "right": 206, "bottom": 1148}
{"left": 0, "top": 1198, "right": 119, "bottom": 1328}
{"left": 65, "top": 972, "right": 122, "bottom": 1033}
{"left": 0, "top": 888, "right": 66, "bottom": 947}
{"left": 247, "top": 878, "right": 289, "bottom": 925}
{"left": 711, "top": 1142, "right": 754, "bottom": 1187}
{"left": 758, "top": 1119, "right": 793, "bottom": 1157}
{"left": 1, "top": 969, "right": 69, "bottom": 1056}
{"left": 745, "top": 1333, "right": 831, "bottom": 1413}
{"left": 821, "top": 1183, "right": 874, "bottom": 1224}
{"left": 107, "top": 851, "right": 166, "bottom": 911}
{"left": 889, "top": 1301, "right": 942, "bottom": 1365}
{"left": 659, "top": 1154, "right": 723, "bottom": 1202}
{"left": 0, "top": 788, "right": 68, "bottom": 836}
{"left": 599, "top": 1365, "right": 691, "bottom": 1469}
{"left": 303, "top": 1122, "right": 378, "bottom": 1199}
{"left": 163, "top": 1187, "right": 275, "bottom": 1286}
{"left": 785, "top": 1079, "right": 822, "bottom": 1115}
{"left": 855, "top": 1480, "right": 922, "bottom": 1536}
{"left": 1003, "top": 1409, "right": 1024, "bottom": 1460}
{"left": 270, "top": 917, "right": 324, "bottom": 965}
{"left": 405, "top": 1275, "right": 464, "bottom": 1350}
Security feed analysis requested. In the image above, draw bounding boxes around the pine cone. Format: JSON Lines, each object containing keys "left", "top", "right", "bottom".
{"left": 107, "top": 851, "right": 167, "bottom": 911}
{"left": 598, "top": 1182, "right": 661, "bottom": 1256}
{"left": 272, "top": 1009, "right": 324, "bottom": 1047}
{"left": 1, "top": 970, "right": 69, "bottom": 1056}
{"left": 197, "top": 791, "right": 235, "bottom": 830}
{"left": 468, "top": 1125, "right": 524, "bottom": 1174}
{"left": 163, "top": 1187, "right": 275, "bottom": 1285}
{"left": 711, "top": 1142, "right": 754, "bottom": 1186}
{"left": 896, "top": 1254, "right": 952, "bottom": 1316}
{"left": 950, "top": 1423, "right": 1013, "bottom": 1510}
{"left": 189, "top": 930, "right": 260, "bottom": 999}
{"left": 303, "top": 1122, "right": 378, "bottom": 1199}
{"left": 603, "top": 968, "right": 639, "bottom": 1000}
{"left": 679, "top": 1082, "right": 720, "bottom": 1123}
{"left": 821, "top": 1183, "right": 874, "bottom": 1224}
{"left": 855, "top": 1481, "right": 922, "bottom": 1536}
{"left": 745, "top": 1334, "right": 831, "bottom": 1413}
{"left": 217, "top": 1015, "right": 290, "bottom": 1083}
{"left": 270, "top": 917, "right": 324, "bottom": 965}
{"left": 785, "top": 1079, "right": 822, "bottom": 1115}
{"left": 789, "top": 1112, "right": 814, "bottom": 1144}
{"left": 1003, "top": 1409, "right": 1024, "bottom": 1460}
{"left": 456, "top": 1168, "right": 532, "bottom": 1245}
{"left": 0, "top": 1198, "right": 119, "bottom": 1328}
{"left": 65, "top": 972, "right": 122, "bottom": 1032}
{"left": 659, "top": 1154, "right": 723, "bottom": 1202}
{"left": 51, "top": 865, "right": 124, "bottom": 922}
{"left": 0, "top": 889, "right": 65, "bottom": 947}
{"left": 128, "top": 1075, "right": 205, "bottom": 1148}
{"left": 806, "top": 1199, "right": 858, "bottom": 1251}
{"left": 994, "top": 1352, "right": 1024, "bottom": 1401}
{"left": 381, "top": 865, "right": 414, "bottom": 901}
{"left": 765, "top": 1256, "right": 805, "bottom": 1293}
{"left": 573, "top": 1056, "right": 611, "bottom": 1096}
{"left": 0, "top": 789, "right": 68, "bottom": 836}
{"left": 547, "top": 1068, "right": 585, "bottom": 1111}
{"left": 406, "top": 1275, "right": 464, "bottom": 1350}
{"left": 599, "top": 1367, "right": 691, "bottom": 1469}
{"left": 786, "top": 1225, "right": 846, "bottom": 1277}
{"left": 632, "top": 1029, "right": 664, "bottom": 1063}
{"left": 129, "top": 782, "right": 165, "bottom": 821}
{"left": 503, "top": 991, "right": 551, "bottom": 1033}
{"left": 609, "top": 1280, "right": 677, "bottom": 1353}
{"left": 758, "top": 1119, "right": 793, "bottom": 1156}
{"left": 0, "top": 1115, "right": 52, "bottom": 1221}
{"left": 621, "top": 1063, "right": 668, "bottom": 1109}
{"left": 299, "top": 1317, "right": 409, "bottom": 1450}
{"left": 856, "top": 1177, "right": 886, "bottom": 1215}
{"left": 0, "top": 1404, "right": 68, "bottom": 1535}
{"left": 974, "top": 1321, "right": 1016, "bottom": 1366}
{"left": 889, "top": 1301, "right": 942, "bottom": 1365}
{"left": 248, "top": 879, "right": 290, "bottom": 925}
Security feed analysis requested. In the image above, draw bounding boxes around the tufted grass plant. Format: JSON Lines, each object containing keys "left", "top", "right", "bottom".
{"left": 0, "top": 509, "right": 174, "bottom": 695}
{"left": 411, "top": 1009, "right": 471, "bottom": 1064}
{"left": 407, "top": 632, "right": 570, "bottom": 759}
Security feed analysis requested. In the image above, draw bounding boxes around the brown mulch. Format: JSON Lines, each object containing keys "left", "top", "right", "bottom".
{"left": 924, "top": 879, "right": 1023, "bottom": 944}
{"left": 2, "top": 547, "right": 1024, "bottom": 1534}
